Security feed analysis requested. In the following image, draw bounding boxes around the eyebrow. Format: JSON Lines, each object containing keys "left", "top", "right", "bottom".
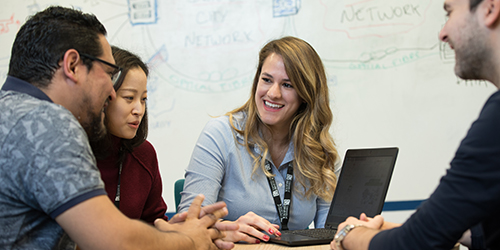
{"left": 261, "top": 72, "right": 273, "bottom": 78}
{"left": 261, "top": 72, "right": 290, "bottom": 82}
{"left": 118, "top": 88, "right": 147, "bottom": 94}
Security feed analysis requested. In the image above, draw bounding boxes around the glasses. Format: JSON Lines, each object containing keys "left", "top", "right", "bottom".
{"left": 79, "top": 52, "right": 123, "bottom": 84}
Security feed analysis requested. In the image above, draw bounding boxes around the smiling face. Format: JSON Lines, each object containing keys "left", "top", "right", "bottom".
{"left": 254, "top": 53, "right": 303, "bottom": 131}
{"left": 439, "top": 0, "right": 490, "bottom": 80}
{"left": 105, "top": 67, "right": 148, "bottom": 139}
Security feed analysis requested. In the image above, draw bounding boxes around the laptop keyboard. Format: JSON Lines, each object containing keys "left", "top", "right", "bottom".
{"left": 289, "top": 228, "right": 337, "bottom": 239}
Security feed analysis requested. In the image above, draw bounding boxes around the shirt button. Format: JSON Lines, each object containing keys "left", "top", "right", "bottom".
{"left": 278, "top": 183, "right": 283, "bottom": 187}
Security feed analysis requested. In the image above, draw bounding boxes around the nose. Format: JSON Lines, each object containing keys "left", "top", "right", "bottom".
{"left": 108, "top": 87, "right": 117, "bottom": 102}
{"left": 132, "top": 100, "right": 144, "bottom": 116}
{"left": 267, "top": 82, "right": 282, "bottom": 99}
{"left": 439, "top": 24, "right": 448, "bottom": 42}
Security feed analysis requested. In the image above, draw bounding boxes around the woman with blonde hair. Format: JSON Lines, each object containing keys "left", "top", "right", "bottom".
{"left": 179, "top": 36, "right": 341, "bottom": 243}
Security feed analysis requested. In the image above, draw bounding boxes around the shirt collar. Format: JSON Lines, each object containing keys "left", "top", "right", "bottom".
{"left": 1, "top": 76, "right": 53, "bottom": 103}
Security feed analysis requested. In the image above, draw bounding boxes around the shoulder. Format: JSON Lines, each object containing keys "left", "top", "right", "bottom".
{"left": 482, "top": 90, "right": 500, "bottom": 110}
{"left": 0, "top": 92, "right": 103, "bottom": 216}
{"left": 130, "top": 140, "right": 158, "bottom": 171}
{"left": 1, "top": 91, "right": 87, "bottom": 146}
{"left": 206, "top": 115, "right": 231, "bottom": 127}
{"left": 204, "top": 112, "right": 247, "bottom": 134}
{"left": 472, "top": 90, "right": 500, "bottom": 129}
{"left": 1, "top": 91, "right": 73, "bottom": 123}
{"left": 202, "top": 115, "right": 233, "bottom": 135}
{"left": 134, "top": 140, "right": 156, "bottom": 154}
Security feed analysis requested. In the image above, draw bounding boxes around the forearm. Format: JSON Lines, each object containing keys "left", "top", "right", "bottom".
{"left": 58, "top": 196, "right": 196, "bottom": 250}
{"left": 65, "top": 209, "right": 194, "bottom": 250}
{"left": 112, "top": 220, "right": 195, "bottom": 250}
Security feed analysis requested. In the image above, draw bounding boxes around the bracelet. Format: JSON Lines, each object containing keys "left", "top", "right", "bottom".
{"left": 334, "top": 224, "right": 365, "bottom": 250}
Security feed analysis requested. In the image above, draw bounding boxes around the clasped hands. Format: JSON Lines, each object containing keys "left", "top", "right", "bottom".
{"left": 154, "top": 194, "right": 238, "bottom": 249}
{"left": 153, "top": 195, "right": 284, "bottom": 248}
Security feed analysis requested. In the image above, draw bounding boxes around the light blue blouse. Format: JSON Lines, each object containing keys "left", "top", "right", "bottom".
{"left": 178, "top": 113, "right": 341, "bottom": 229}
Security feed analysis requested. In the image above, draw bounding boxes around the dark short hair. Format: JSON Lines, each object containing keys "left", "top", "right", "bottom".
{"left": 8, "top": 6, "right": 107, "bottom": 88}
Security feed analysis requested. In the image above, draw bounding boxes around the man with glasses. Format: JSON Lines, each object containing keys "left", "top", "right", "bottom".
{"left": 0, "top": 6, "right": 236, "bottom": 250}
{"left": 79, "top": 52, "right": 124, "bottom": 84}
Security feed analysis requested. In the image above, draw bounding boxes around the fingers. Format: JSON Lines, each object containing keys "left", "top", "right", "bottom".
{"left": 186, "top": 194, "right": 205, "bottom": 220}
{"left": 154, "top": 218, "right": 171, "bottom": 231}
{"left": 237, "top": 225, "right": 270, "bottom": 243}
{"left": 331, "top": 238, "right": 339, "bottom": 250}
{"left": 215, "top": 220, "right": 268, "bottom": 243}
{"left": 215, "top": 220, "right": 239, "bottom": 231}
{"left": 216, "top": 212, "right": 280, "bottom": 243}
{"left": 208, "top": 226, "right": 224, "bottom": 239}
{"left": 214, "top": 239, "right": 235, "bottom": 249}
{"left": 186, "top": 194, "right": 229, "bottom": 229}
{"left": 370, "top": 215, "right": 385, "bottom": 229}
{"left": 360, "top": 213, "right": 368, "bottom": 221}
{"left": 243, "top": 222, "right": 275, "bottom": 241}
{"left": 221, "top": 229, "right": 262, "bottom": 244}
{"left": 215, "top": 221, "right": 260, "bottom": 243}
{"left": 168, "top": 212, "right": 188, "bottom": 224}
{"left": 199, "top": 201, "right": 227, "bottom": 217}
{"left": 236, "top": 212, "right": 281, "bottom": 237}
{"left": 198, "top": 206, "right": 229, "bottom": 228}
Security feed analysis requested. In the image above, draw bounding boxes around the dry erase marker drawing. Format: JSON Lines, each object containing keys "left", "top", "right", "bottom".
{"left": 128, "top": 0, "right": 157, "bottom": 25}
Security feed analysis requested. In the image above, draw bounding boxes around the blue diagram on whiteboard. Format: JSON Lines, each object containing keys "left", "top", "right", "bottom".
{"left": 273, "top": 0, "right": 301, "bottom": 17}
{"left": 128, "top": 0, "right": 157, "bottom": 25}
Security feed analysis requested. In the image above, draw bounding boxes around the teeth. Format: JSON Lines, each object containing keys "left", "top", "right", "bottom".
{"left": 265, "top": 101, "right": 283, "bottom": 109}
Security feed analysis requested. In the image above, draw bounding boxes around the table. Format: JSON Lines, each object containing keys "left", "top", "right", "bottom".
{"left": 233, "top": 243, "right": 331, "bottom": 250}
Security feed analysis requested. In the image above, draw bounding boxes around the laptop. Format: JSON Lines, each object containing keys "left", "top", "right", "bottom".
{"left": 269, "top": 147, "right": 398, "bottom": 246}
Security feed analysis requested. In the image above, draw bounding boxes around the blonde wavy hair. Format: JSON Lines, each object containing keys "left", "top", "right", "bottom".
{"left": 227, "top": 36, "right": 339, "bottom": 200}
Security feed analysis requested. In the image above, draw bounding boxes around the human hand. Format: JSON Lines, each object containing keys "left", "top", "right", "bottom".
{"left": 213, "top": 220, "right": 239, "bottom": 249}
{"left": 168, "top": 200, "right": 227, "bottom": 224}
{"left": 219, "top": 212, "right": 280, "bottom": 243}
{"left": 330, "top": 213, "right": 384, "bottom": 250}
{"left": 357, "top": 213, "right": 384, "bottom": 229}
{"left": 336, "top": 214, "right": 384, "bottom": 237}
{"left": 168, "top": 199, "right": 240, "bottom": 249}
{"left": 155, "top": 194, "right": 231, "bottom": 250}
{"left": 359, "top": 213, "right": 400, "bottom": 230}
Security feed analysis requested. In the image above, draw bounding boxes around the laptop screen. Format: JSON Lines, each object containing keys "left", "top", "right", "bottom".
{"left": 325, "top": 148, "right": 397, "bottom": 229}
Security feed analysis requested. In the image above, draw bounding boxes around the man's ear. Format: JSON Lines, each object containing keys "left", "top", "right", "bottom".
{"left": 61, "top": 49, "right": 83, "bottom": 84}
{"left": 484, "top": 0, "right": 500, "bottom": 27}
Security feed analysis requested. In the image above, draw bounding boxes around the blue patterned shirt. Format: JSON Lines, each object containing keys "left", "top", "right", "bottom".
{"left": 0, "top": 76, "right": 106, "bottom": 249}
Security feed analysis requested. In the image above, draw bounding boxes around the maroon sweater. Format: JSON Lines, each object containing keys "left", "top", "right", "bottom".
{"left": 97, "top": 137, "right": 168, "bottom": 223}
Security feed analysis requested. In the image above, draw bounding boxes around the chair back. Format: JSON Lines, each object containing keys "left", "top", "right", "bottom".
{"left": 174, "top": 179, "right": 185, "bottom": 212}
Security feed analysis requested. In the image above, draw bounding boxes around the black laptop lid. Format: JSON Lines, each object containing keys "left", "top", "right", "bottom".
{"left": 324, "top": 147, "right": 398, "bottom": 229}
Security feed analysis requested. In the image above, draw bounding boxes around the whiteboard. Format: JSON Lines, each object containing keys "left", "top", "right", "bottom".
{"left": 0, "top": 0, "right": 496, "bottom": 215}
